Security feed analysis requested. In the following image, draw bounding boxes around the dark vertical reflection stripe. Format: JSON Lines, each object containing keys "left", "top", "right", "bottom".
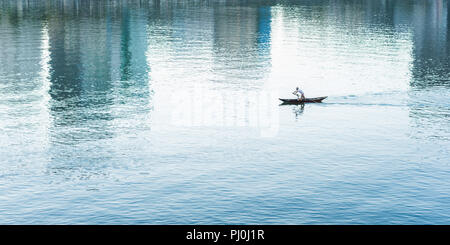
{"left": 48, "top": 8, "right": 82, "bottom": 103}
{"left": 410, "top": 0, "right": 449, "bottom": 88}
{"left": 120, "top": 4, "right": 131, "bottom": 81}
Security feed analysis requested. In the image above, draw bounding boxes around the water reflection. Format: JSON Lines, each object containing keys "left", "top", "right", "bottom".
{"left": 1, "top": 0, "right": 448, "bottom": 167}
{"left": 410, "top": 0, "right": 449, "bottom": 88}
{"left": 212, "top": 4, "right": 271, "bottom": 85}
{"left": 0, "top": 2, "right": 448, "bottom": 146}
{"left": 31, "top": 1, "right": 152, "bottom": 178}
{"left": 1, "top": 0, "right": 450, "bottom": 224}
{"left": 0, "top": 0, "right": 50, "bottom": 165}
{"left": 407, "top": 0, "right": 450, "bottom": 141}
{"left": 292, "top": 104, "right": 305, "bottom": 120}
{"left": 46, "top": 3, "right": 112, "bottom": 143}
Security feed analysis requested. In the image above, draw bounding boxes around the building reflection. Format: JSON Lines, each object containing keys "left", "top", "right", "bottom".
{"left": 46, "top": 0, "right": 113, "bottom": 143}
{"left": 410, "top": 0, "right": 449, "bottom": 88}
{"left": 327, "top": 0, "right": 449, "bottom": 88}
{"left": 41, "top": 0, "right": 152, "bottom": 178}
{"left": 0, "top": 0, "right": 52, "bottom": 159}
{"left": 212, "top": 2, "right": 271, "bottom": 85}
{"left": 407, "top": 0, "right": 450, "bottom": 141}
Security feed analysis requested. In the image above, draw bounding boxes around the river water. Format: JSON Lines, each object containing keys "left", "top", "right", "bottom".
{"left": 0, "top": 0, "right": 449, "bottom": 224}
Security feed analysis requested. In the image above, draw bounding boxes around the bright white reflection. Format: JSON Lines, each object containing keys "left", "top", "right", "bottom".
{"left": 39, "top": 23, "right": 52, "bottom": 150}
{"left": 269, "top": 6, "right": 413, "bottom": 99}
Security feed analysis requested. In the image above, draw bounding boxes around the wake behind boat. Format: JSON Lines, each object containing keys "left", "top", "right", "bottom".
{"left": 279, "top": 96, "right": 328, "bottom": 104}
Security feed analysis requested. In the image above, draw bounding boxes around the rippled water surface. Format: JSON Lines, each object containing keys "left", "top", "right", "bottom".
{"left": 0, "top": 0, "right": 449, "bottom": 224}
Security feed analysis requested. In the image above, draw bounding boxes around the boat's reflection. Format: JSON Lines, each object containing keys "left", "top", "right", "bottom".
{"left": 292, "top": 104, "right": 305, "bottom": 119}
{"left": 279, "top": 102, "right": 305, "bottom": 119}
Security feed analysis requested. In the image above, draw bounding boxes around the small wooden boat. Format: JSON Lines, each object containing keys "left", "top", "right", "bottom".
{"left": 279, "top": 96, "right": 327, "bottom": 104}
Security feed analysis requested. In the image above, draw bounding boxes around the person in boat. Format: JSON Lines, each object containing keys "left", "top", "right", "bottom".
{"left": 293, "top": 87, "right": 305, "bottom": 101}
